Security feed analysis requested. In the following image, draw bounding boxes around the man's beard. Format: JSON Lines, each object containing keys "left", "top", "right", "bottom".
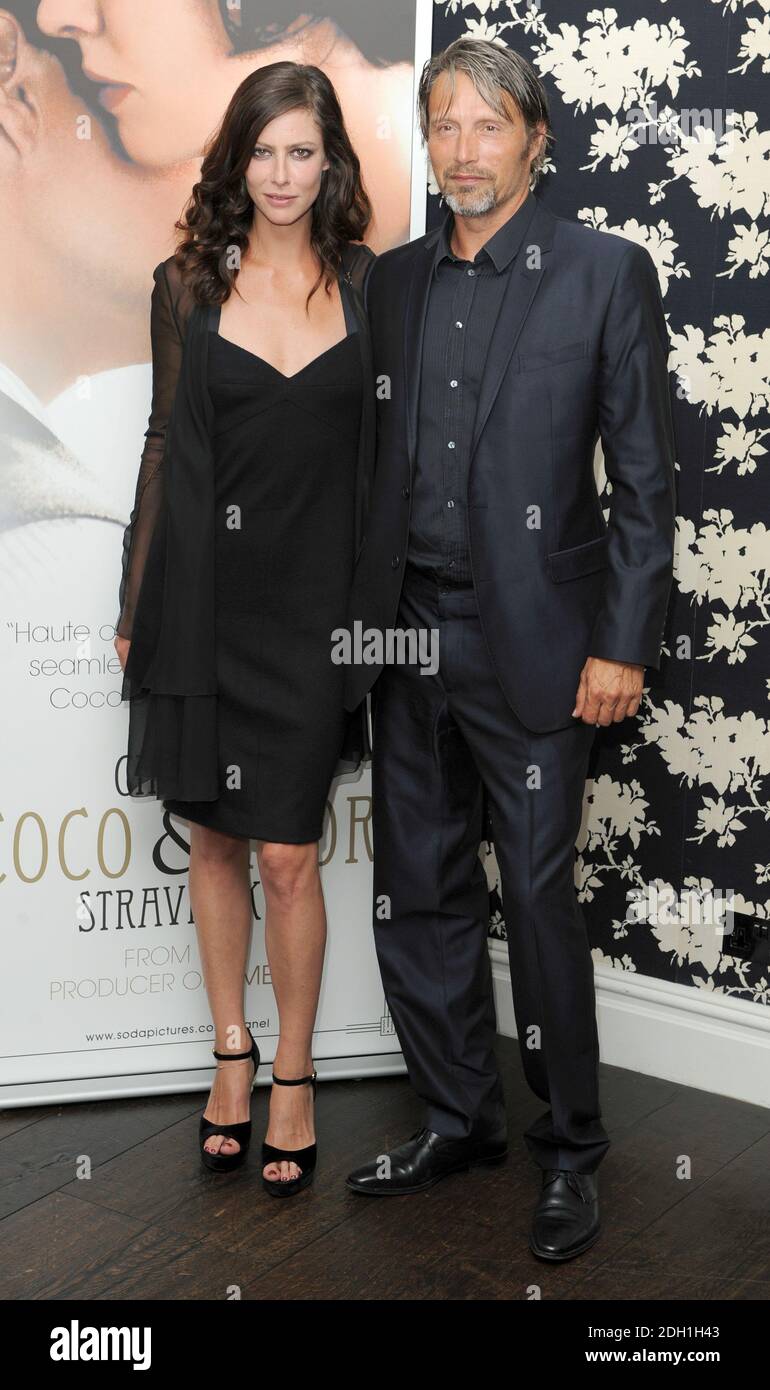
{"left": 442, "top": 182, "right": 497, "bottom": 217}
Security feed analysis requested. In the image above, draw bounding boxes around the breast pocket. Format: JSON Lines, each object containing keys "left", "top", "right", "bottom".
{"left": 518, "top": 339, "right": 589, "bottom": 372}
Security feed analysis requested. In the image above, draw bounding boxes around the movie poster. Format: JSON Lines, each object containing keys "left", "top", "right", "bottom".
{"left": 0, "top": 0, "right": 432, "bottom": 1104}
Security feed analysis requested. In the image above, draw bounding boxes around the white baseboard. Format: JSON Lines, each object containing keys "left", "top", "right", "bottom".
{"left": 489, "top": 940, "right": 770, "bottom": 1110}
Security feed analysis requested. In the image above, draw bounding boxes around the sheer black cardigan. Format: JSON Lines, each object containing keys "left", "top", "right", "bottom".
{"left": 116, "top": 242, "right": 376, "bottom": 801}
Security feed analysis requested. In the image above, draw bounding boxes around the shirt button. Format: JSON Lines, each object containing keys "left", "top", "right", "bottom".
{"left": 455, "top": 321, "right": 463, "bottom": 329}
{"left": 447, "top": 440, "right": 456, "bottom": 449}
{"left": 447, "top": 500, "right": 455, "bottom": 508}
{"left": 401, "top": 485, "right": 410, "bottom": 498}
{"left": 467, "top": 268, "right": 475, "bottom": 276}
{"left": 449, "top": 379, "right": 458, "bottom": 388}
{"left": 391, "top": 553, "right": 400, "bottom": 569}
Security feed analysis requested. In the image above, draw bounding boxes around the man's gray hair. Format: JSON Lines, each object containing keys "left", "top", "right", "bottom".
{"left": 417, "top": 37, "right": 554, "bottom": 188}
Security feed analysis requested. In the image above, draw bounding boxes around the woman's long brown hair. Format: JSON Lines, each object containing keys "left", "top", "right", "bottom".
{"left": 174, "top": 60, "right": 371, "bottom": 308}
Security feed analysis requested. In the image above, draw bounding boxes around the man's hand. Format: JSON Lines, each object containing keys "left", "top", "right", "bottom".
{"left": 114, "top": 635, "right": 130, "bottom": 674}
{"left": 572, "top": 656, "right": 644, "bottom": 725}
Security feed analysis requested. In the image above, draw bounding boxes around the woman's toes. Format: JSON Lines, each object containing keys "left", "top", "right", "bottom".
{"left": 262, "top": 1158, "right": 302, "bottom": 1181}
{"left": 205, "top": 1133, "right": 239, "bottom": 1156}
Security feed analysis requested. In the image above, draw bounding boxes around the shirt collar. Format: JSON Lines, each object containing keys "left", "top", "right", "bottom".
{"left": 433, "top": 188, "right": 535, "bottom": 276}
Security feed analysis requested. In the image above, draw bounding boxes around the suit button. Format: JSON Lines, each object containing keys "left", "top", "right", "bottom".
{"left": 402, "top": 485, "right": 410, "bottom": 498}
{"left": 391, "top": 554, "right": 400, "bottom": 568}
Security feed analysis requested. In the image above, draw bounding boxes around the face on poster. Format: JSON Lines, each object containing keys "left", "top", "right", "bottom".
{"left": 0, "top": 0, "right": 431, "bottom": 1100}
{"left": 0, "top": 0, "right": 426, "bottom": 531}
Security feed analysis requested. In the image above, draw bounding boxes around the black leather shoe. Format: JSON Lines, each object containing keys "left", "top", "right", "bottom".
{"left": 346, "top": 1125, "right": 508, "bottom": 1196}
{"left": 529, "top": 1169, "right": 600, "bottom": 1261}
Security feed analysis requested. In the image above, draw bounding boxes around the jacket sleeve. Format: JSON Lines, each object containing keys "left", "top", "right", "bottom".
{"left": 588, "top": 243, "right": 677, "bottom": 670}
{"left": 345, "top": 240, "right": 376, "bottom": 308}
{"left": 115, "top": 260, "right": 183, "bottom": 640}
{"left": 363, "top": 245, "right": 377, "bottom": 313}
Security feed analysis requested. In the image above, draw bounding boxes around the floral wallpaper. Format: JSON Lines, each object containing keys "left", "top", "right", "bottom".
{"left": 428, "top": 1, "right": 770, "bottom": 1003}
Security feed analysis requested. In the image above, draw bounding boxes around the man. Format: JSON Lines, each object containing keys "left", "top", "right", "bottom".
{"left": 342, "top": 37, "right": 676, "bottom": 1262}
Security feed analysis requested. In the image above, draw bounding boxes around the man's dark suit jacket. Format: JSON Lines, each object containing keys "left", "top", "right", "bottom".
{"left": 343, "top": 191, "right": 677, "bottom": 733}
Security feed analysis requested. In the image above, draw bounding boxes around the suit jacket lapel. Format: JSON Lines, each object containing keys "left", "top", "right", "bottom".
{"left": 403, "top": 223, "right": 443, "bottom": 471}
{"left": 470, "top": 194, "right": 555, "bottom": 456}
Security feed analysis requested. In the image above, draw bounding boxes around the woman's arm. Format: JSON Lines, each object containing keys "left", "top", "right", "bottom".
{"left": 115, "top": 260, "right": 184, "bottom": 643}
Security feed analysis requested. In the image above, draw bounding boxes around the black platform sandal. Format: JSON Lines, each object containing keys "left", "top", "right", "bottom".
{"left": 261, "top": 1067, "right": 318, "bottom": 1197}
{"left": 199, "top": 1027, "right": 260, "bottom": 1173}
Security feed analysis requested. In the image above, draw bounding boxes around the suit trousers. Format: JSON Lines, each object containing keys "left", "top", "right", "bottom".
{"left": 370, "top": 561, "right": 611, "bottom": 1173}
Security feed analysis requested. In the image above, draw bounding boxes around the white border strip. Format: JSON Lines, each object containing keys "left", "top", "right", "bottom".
{"left": 0, "top": 1052, "right": 408, "bottom": 1109}
{"left": 410, "top": 0, "right": 435, "bottom": 237}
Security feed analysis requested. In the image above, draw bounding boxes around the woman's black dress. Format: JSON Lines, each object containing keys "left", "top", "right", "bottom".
{"left": 163, "top": 307, "right": 362, "bottom": 843}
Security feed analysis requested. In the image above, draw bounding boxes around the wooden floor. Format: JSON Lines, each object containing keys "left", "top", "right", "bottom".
{"left": 2, "top": 1037, "right": 769, "bottom": 1301}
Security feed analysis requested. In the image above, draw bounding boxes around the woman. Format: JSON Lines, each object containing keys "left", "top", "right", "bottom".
{"left": 114, "top": 59, "right": 375, "bottom": 1194}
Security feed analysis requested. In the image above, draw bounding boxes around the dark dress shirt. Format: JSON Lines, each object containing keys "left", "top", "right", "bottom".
{"left": 407, "top": 189, "right": 535, "bottom": 584}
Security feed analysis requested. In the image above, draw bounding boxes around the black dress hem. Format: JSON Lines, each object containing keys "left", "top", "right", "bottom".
{"left": 162, "top": 798, "right": 325, "bottom": 844}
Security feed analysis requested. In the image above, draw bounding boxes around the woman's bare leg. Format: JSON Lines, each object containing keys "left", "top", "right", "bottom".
{"left": 257, "top": 840, "right": 326, "bottom": 1183}
{"left": 188, "top": 821, "right": 254, "bottom": 1157}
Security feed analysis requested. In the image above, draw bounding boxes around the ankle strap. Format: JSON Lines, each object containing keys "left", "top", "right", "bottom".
{"left": 212, "top": 1030, "right": 254, "bottom": 1063}
{"left": 271, "top": 1068, "right": 317, "bottom": 1086}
